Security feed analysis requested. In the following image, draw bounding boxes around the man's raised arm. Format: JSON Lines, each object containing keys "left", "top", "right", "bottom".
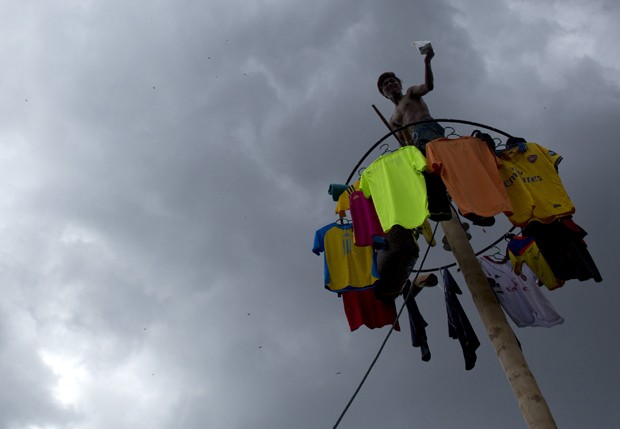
{"left": 409, "top": 49, "right": 435, "bottom": 96}
{"left": 423, "top": 49, "right": 435, "bottom": 91}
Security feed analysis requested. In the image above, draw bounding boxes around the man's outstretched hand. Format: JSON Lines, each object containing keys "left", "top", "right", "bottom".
{"left": 424, "top": 48, "right": 435, "bottom": 63}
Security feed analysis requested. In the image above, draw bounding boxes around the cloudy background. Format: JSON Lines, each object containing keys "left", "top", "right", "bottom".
{"left": 0, "top": 0, "right": 618, "bottom": 428}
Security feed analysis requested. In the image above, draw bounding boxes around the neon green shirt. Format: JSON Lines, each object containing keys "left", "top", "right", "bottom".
{"left": 360, "top": 146, "right": 429, "bottom": 232}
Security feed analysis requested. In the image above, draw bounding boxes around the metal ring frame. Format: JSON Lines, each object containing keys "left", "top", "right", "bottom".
{"left": 343, "top": 118, "right": 517, "bottom": 272}
{"left": 345, "top": 118, "right": 514, "bottom": 185}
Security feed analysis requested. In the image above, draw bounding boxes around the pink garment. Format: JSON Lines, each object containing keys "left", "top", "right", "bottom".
{"left": 349, "top": 191, "right": 385, "bottom": 246}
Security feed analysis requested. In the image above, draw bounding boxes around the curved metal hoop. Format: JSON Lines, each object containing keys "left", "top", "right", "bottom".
{"left": 345, "top": 118, "right": 514, "bottom": 184}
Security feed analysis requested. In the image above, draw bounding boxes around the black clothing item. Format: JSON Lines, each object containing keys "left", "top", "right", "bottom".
{"left": 402, "top": 281, "right": 431, "bottom": 362}
{"left": 461, "top": 211, "right": 496, "bottom": 227}
{"left": 424, "top": 173, "right": 452, "bottom": 222}
{"left": 441, "top": 268, "right": 481, "bottom": 371}
{"left": 375, "top": 225, "right": 419, "bottom": 300}
{"left": 505, "top": 136, "right": 527, "bottom": 150}
{"left": 411, "top": 117, "right": 452, "bottom": 222}
{"left": 471, "top": 130, "right": 497, "bottom": 154}
{"left": 522, "top": 217, "right": 602, "bottom": 283}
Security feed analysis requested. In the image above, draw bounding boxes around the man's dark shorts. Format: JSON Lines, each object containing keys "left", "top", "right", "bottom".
{"left": 412, "top": 117, "right": 445, "bottom": 153}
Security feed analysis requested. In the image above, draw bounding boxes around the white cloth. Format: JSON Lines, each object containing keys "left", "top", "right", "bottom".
{"left": 479, "top": 256, "right": 564, "bottom": 328}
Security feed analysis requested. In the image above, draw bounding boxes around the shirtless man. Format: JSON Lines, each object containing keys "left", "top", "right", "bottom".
{"left": 376, "top": 48, "right": 451, "bottom": 222}
{"left": 377, "top": 48, "right": 444, "bottom": 152}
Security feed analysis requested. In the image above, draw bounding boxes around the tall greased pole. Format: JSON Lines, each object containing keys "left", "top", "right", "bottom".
{"left": 370, "top": 106, "right": 557, "bottom": 428}
{"left": 440, "top": 207, "right": 557, "bottom": 429}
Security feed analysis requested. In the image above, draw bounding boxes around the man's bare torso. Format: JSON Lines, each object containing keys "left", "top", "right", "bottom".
{"left": 390, "top": 87, "right": 432, "bottom": 127}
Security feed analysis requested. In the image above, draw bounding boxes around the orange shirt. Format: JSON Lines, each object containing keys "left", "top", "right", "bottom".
{"left": 426, "top": 137, "right": 513, "bottom": 217}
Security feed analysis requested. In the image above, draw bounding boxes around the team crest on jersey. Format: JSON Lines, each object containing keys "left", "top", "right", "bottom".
{"left": 527, "top": 154, "right": 538, "bottom": 163}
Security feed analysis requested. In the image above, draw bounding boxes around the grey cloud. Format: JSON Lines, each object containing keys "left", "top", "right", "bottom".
{"left": 0, "top": 0, "right": 618, "bottom": 428}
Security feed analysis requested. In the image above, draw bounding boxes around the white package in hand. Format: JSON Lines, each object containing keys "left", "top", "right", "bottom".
{"left": 411, "top": 41, "right": 433, "bottom": 55}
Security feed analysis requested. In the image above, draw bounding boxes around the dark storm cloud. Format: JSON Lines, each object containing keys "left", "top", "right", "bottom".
{"left": 0, "top": 0, "right": 618, "bottom": 428}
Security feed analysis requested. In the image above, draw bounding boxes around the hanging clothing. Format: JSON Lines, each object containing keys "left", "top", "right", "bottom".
{"left": 359, "top": 146, "right": 429, "bottom": 232}
{"left": 334, "top": 181, "right": 359, "bottom": 214}
{"left": 349, "top": 191, "right": 385, "bottom": 247}
{"left": 338, "top": 182, "right": 434, "bottom": 249}
{"left": 402, "top": 282, "right": 431, "bottom": 361}
{"left": 416, "top": 218, "right": 437, "bottom": 247}
{"left": 507, "top": 236, "right": 564, "bottom": 290}
{"left": 479, "top": 256, "right": 564, "bottom": 328}
{"left": 441, "top": 268, "right": 481, "bottom": 371}
{"left": 328, "top": 183, "right": 349, "bottom": 202}
{"left": 522, "top": 217, "right": 602, "bottom": 283}
{"left": 375, "top": 225, "right": 419, "bottom": 300}
{"left": 426, "top": 136, "right": 513, "bottom": 219}
{"left": 498, "top": 142, "right": 575, "bottom": 226}
{"left": 410, "top": 117, "right": 452, "bottom": 222}
{"left": 312, "top": 222, "right": 379, "bottom": 292}
{"left": 424, "top": 172, "right": 453, "bottom": 222}
{"left": 341, "top": 288, "right": 400, "bottom": 332}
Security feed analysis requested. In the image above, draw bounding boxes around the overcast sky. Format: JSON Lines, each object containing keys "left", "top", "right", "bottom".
{"left": 0, "top": 1, "right": 618, "bottom": 428}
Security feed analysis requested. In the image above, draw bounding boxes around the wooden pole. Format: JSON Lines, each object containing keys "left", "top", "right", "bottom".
{"left": 369, "top": 105, "right": 557, "bottom": 428}
{"left": 440, "top": 208, "right": 557, "bottom": 429}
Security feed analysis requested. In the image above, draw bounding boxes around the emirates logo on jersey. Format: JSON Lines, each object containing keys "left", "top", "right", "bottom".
{"left": 527, "top": 154, "right": 538, "bottom": 163}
